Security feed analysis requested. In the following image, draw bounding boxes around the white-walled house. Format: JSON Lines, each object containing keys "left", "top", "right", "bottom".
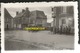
{"left": 4, "top": 8, "right": 13, "bottom": 30}
{"left": 52, "top": 6, "right": 74, "bottom": 34}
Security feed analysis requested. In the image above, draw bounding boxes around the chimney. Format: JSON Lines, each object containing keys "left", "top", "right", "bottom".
{"left": 22, "top": 9, "right": 25, "bottom": 13}
{"left": 16, "top": 11, "right": 18, "bottom": 15}
{"left": 26, "top": 7, "right": 28, "bottom": 10}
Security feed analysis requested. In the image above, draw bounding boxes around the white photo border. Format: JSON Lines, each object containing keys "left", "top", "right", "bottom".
{"left": 1, "top": 2, "right": 78, "bottom": 53}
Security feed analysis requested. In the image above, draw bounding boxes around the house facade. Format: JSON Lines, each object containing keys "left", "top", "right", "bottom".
{"left": 29, "top": 10, "right": 47, "bottom": 27}
{"left": 52, "top": 6, "right": 74, "bottom": 34}
{"left": 14, "top": 8, "right": 30, "bottom": 29}
{"left": 14, "top": 8, "right": 47, "bottom": 29}
{"left": 4, "top": 8, "right": 13, "bottom": 30}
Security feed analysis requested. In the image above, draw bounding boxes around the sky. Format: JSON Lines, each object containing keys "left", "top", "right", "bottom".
{"left": 5, "top": 6, "right": 53, "bottom": 23}
{"left": 4, "top": 2, "right": 75, "bottom": 23}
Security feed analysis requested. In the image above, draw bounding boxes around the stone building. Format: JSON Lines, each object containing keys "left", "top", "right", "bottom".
{"left": 52, "top": 6, "right": 74, "bottom": 34}
{"left": 4, "top": 8, "right": 13, "bottom": 30}
{"left": 14, "top": 8, "right": 30, "bottom": 29}
{"left": 14, "top": 8, "right": 47, "bottom": 29}
{"left": 29, "top": 10, "right": 47, "bottom": 27}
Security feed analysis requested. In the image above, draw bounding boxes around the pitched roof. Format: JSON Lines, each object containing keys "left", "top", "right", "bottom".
{"left": 31, "top": 10, "right": 47, "bottom": 19}
{"left": 14, "top": 9, "right": 30, "bottom": 18}
{"left": 14, "top": 12, "right": 25, "bottom": 18}
{"left": 4, "top": 8, "right": 13, "bottom": 19}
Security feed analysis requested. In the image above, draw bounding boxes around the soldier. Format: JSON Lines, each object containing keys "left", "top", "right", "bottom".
{"left": 63, "top": 27, "right": 65, "bottom": 34}
{"left": 68, "top": 26, "right": 71, "bottom": 34}
{"left": 57, "top": 27, "right": 59, "bottom": 34}
{"left": 50, "top": 27, "right": 53, "bottom": 32}
{"left": 60, "top": 26, "right": 62, "bottom": 34}
{"left": 66, "top": 26, "right": 68, "bottom": 35}
{"left": 54, "top": 26, "right": 56, "bottom": 34}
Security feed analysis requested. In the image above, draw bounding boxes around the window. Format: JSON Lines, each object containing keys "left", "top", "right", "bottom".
{"left": 63, "top": 7, "right": 66, "bottom": 13}
{"left": 61, "top": 6, "right": 67, "bottom": 14}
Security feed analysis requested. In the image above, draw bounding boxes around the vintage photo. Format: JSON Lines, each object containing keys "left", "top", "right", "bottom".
{"left": 4, "top": 3, "right": 75, "bottom": 50}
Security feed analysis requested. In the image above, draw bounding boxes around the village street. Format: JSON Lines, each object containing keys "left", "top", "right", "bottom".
{"left": 5, "top": 30, "right": 74, "bottom": 50}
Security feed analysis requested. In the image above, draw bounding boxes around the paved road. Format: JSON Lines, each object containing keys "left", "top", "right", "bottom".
{"left": 5, "top": 30, "right": 74, "bottom": 50}
{"left": 5, "top": 40, "right": 45, "bottom": 50}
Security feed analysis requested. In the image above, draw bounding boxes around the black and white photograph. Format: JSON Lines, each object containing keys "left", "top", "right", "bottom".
{"left": 3, "top": 2, "right": 77, "bottom": 50}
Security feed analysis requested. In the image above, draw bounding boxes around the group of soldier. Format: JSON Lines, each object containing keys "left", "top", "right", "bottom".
{"left": 50, "top": 26, "right": 73, "bottom": 35}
